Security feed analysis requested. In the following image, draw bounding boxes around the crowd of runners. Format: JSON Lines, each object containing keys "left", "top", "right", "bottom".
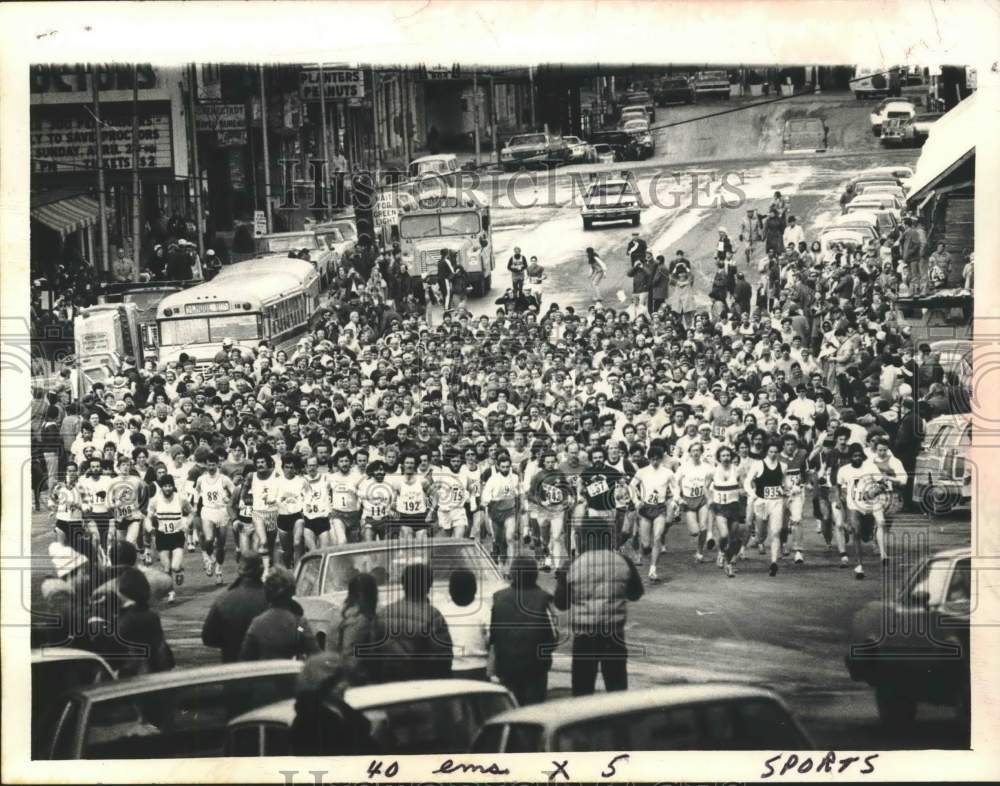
{"left": 37, "top": 185, "right": 953, "bottom": 609}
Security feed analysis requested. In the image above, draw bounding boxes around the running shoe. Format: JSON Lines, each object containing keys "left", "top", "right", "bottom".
{"left": 166, "top": 590, "right": 176, "bottom": 604}
{"left": 202, "top": 552, "right": 212, "bottom": 575}
{"left": 706, "top": 537, "right": 716, "bottom": 551}
{"left": 815, "top": 522, "right": 822, "bottom": 534}
{"left": 768, "top": 562, "right": 778, "bottom": 577}
{"left": 747, "top": 535, "right": 758, "bottom": 548}
{"left": 738, "top": 546, "right": 747, "bottom": 561}
{"left": 694, "top": 552, "right": 705, "bottom": 563}
{"left": 757, "top": 542, "right": 765, "bottom": 554}
{"left": 725, "top": 564, "right": 736, "bottom": 578}
{"left": 142, "top": 550, "right": 153, "bottom": 566}
{"left": 648, "top": 567, "right": 661, "bottom": 583}
{"left": 840, "top": 554, "right": 850, "bottom": 568}
{"left": 175, "top": 571, "right": 184, "bottom": 586}
{"left": 716, "top": 552, "right": 725, "bottom": 568}
{"left": 542, "top": 556, "right": 553, "bottom": 572}
{"left": 794, "top": 551, "right": 804, "bottom": 564}
{"left": 522, "top": 532, "right": 533, "bottom": 546}
{"left": 881, "top": 557, "right": 889, "bottom": 568}
{"left": 215, "top": 564, "right": 224, "bottom": 585}
{"left": 186, "top": 541, "right": 196, "bottom": 553}
{"left": 633, "top": 552, "right": 642, "bottom": 567}
{"left": 854, "top": 564, "right": 865, "bottom": 580}
{"left": 781, "top": 545, "right": 789, "bottom": 558}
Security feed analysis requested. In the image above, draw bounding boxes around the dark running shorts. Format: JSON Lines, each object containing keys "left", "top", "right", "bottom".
{"left": 155, "top": 531, "right": 185, "bottom": 552}
{"left": 638, "top": 502, "right": 668, "bottom": 520}
{"left": 304, "top": 516, "right": 331, "bottom": 536}
{"left": 711, "top": 501, "right": 742, "bottom": 521}
{"left": 277, "top": 513, "right": 301, "bottom": 533}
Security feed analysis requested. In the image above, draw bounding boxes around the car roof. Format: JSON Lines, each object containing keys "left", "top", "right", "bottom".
{"left": 868, "top": 165, "right": 913, "bottom": 177}
{"left": 930, "top": 339, "right": 972, "bottom": 352}
{"left": 410, "top": 154, "right": 457, "bottom": 164}
{"left": 62, "top": 660, "right": 302, "bottom": 701}
{"left": 302, "top": 537, "right": 483, "bottom": 558}
{"left": 928, "top": 546, "right": 972, "bottom": 560}
{"left": 260, "top": 231, "right": 319, "bottom": 239}
{"left": 228, "top": 680, "right": 511, "bottom": 727}
{"left": 480, "top": 683, "right": 784, "bottom": 727}
{"left": 31, "top": 648, "right": 113, "bottom": 670}
{"left": 924, "top": 413, "right": 972, "bottom": 430}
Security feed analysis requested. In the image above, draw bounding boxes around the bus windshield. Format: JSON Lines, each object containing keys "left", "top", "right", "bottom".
{"left": 399, "top": 211, "right": 480, "bottom": 239}
{"left": 159, "top": 313, "right": 260, "bottom": 346}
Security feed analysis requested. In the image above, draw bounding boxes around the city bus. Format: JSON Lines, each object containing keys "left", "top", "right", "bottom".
{"left": 397, "top": 187, "right": 495, "bottom": 296}
{"left": 154, "top": 255, "right": 321, "bottom": 367}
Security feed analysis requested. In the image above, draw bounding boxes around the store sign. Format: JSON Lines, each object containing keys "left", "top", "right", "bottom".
{"left": 31, "top": 103, "right": 173, "bottom": 174}
{"left": 300, "top": 68, "right": 366, "bottom": 101}
{"left": 195, "top": 103, "right": 245, "bottom": 132}
{"left": 30, "top": 63, "right": 158, "bottom": 94}
{"left": 254, "top": 210, "right": 268, "bottom": 237}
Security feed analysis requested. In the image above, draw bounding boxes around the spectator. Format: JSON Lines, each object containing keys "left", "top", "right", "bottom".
{"left": 239, "top": 566, "right": 320, "bottom": 661}
{"left": 377, "top": 562, "right": 452, "bottom": 680}
{"left": 290, "top": 653, "right": 379, "bottom": 756}
{"left": 330, "top": 571, "right": 398, "bottom": 684}
{"left": 554, "top": 520, "right": 644, "bottom": 696}
{"left": 490, "top": 556, "right": 557, "bottom": 705}
{"left": 201, "top": 551, "right": 268, "bottom": 662}
{"left": 447, "top": 568, "right": 490, "bottom": 680}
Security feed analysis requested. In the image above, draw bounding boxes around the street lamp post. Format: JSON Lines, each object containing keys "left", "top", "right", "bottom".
{"left": 91, "top": 71, "right": 110, "bottom": 273}
{"left": 317, "top": 62, "right": 331, "bottom": 218}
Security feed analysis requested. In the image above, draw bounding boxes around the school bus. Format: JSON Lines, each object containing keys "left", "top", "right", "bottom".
{"left": 154, "top": 255, "right": 320, "bottom": 368}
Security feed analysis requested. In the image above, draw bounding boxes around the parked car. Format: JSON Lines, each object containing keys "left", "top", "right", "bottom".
{"left": 32, "top": 649, "right": 115, "bottom": 760}
{"left": 828, "top": 212, "right": 880, "bottom": 241}
{"left": 853, "top": 65, "right": 902, "bottom": 99}
{"left": 311, "top": 216, "right": 359, "bottom": 265}
{"left": 588, "top": 130, "right": 642, "bottom": 162}
{"left": 912, "top": 413, "right": 972, "bottom": 515}
{"left": 692, "top": 70, "right": 731, "bottom": 98}
{"left": 855, "top": 183, "right": 906, "bottom": 200}
{"left": 256, "top": 231, "right": 338, "bottom": 285}
{"left": 618, "top": 105, "right": 649, "bottom": 126}
{"left": 846, "top": 547, "right": 971, "bottom": 724}
{"left": 847, "top": 193, "right": 904, "bottom": 218}
{"left": 866, "top": 165, "right": 914, "bottom": 187}
{"left": 623, "top": 90, "right": 656, "bottom": 121}
{"left": 581, "top": 175, "right": 642, "bottom": 230}
{"left": 561, "top": 135, "right": 594, "bottom": 163}
{"left": 225, "top": 679, "right": 516, "bottom": 756}
{"left": 836, "top": 208, "right": 897, "bottom": 239}
{"left": 869, "top": 98, "right": 916, "bottom": 137}
{"left": 470, "top": 684, "right": 813, "bottom": 751}
{"left": 655, "top": 75, "right": 696, "bottom": 105}
{"left": 819, "top": 227, "right": 875, "bottom": 261}
{"left": 902, "top": 112, "right": 943, "bottom": 146}
{"left": 294, "top": 538, "right": 505, "bottom": 651}
{"left": 591, "top": 143, "right": 615, "bottom": 165}
{"left": 36, "top": 660, "right": 302, "bottom": 759}
{"left": 499, "top": 133, "right": 570, "bottom": 171}
{"left": 620, "top": 119, "right": 654, "bottom": 158}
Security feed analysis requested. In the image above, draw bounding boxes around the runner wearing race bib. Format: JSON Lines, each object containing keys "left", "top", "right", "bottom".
{"left": 230, "top": 470, "right": 254, "bottom": 563}
{"left": 629, "top": 445, "right": 676, "bottom": 583}
{"left": 359, "top": 461, "right": 395, "bottom": 541}
{"left": 79, "top": 457, "right": 113, "bottom": 554}
{"left": 711, "top": 445, "right": 744, "bottom": 577}
{"left": 109, "top": 455, "right": 148, "bottom": 548}
{"left": 745, "top": 442, "right": 786, "bottom": 577}
{"left": 673, "top": 442, "right": 715, "bottom": 562}
{"left": 48, "top": 461, "right": 85, "bottom": 550}
{"left": 481, "top": 453, "right": 522, "bottom": 568}
{"left": 195, "top": 454, "right": 236, "bottom": 584}
{"left": 869, "top": 437, "right": 908, "bottom": 565}
{"left": 460, "top": 449, "right": 486, "bottom": 543}
{"left": 527, "top": 451, "right": 571, "bottom": 571}
{"left": 391, "top": 454, "right": 434, "bottom": 540}
{"left": 328, "top": 450, "right": 364, "bottom": 545}
{"left": 276, "top": 453, "right": 308, "bottom": 568}
{"left": 147, "top": 474, "right": 192, "bottom": 603}
{"left": 779, "top": 435, "right": 809, "bottom": 565}
{"left": 301, "top": 455, "right": 332, "bottom": 551}
{"left": 837, "top": 443, "right": 885, "bottom": 581}
{"left": 435, "top": 451, "right": 470, "bottom": 537}
{"left": 249, "top": 452, "right": 281, "bottom": 571}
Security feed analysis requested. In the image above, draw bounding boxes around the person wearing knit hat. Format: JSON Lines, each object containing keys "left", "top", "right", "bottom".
{"left": 201, "top": 551, "right": 267, "bottom": 663}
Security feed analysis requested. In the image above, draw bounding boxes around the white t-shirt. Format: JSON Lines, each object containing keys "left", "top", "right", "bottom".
{"left": 632, "top": 464, "right": 674, "bottom": 505}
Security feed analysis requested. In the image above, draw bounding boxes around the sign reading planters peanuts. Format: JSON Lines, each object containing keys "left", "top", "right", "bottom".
{"left": 299, "top": 68, "right": 366, "bottom": 101}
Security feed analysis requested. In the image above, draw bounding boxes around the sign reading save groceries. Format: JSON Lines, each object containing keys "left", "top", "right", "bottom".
{"left": 299, "top": 68, "right": 366, "bottom": 101}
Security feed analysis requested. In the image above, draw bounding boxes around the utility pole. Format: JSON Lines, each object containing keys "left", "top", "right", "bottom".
{"left": 91, "top": 70, "right": 110, "bottom": 273}
{"left": 131, "top": 65, "right": 141, "bottom": 281}
{"left": 317, "top": 62, "right": 331, "bottom": 218}
{"left": 472, "top": 70, "right": 481, "bottom": 168}
{"left": 187, "top": 64, "right": 205, "bottom": 258}
{"left": 489, "top": 74, "right": 499, "bottom": 166}
{"left": 401, "top": 68, "right": 412, "bottom": 165}
{"left": 370, "top": 67, "right": 381, "bottom": 177}
{"left": 528, "top": 66, "right": 536, "bottom": 127}
{"left": 259, "top": 64, "right": 272, "bottom": 233}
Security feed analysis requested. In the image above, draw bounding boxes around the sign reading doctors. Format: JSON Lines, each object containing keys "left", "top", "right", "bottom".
{"left": 300, "top": 68, "right": 366, "bottom": 101}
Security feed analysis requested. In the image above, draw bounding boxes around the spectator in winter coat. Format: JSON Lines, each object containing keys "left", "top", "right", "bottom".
{"left": 715, "top": 227, "right": 734, "bottom": 261}
{"left": 376, "top": 563, "right": 452, "bottom": 680}
{"left": 290, "top": 653, "right": 379, "bottom": 756}
{"left": 240, "top": 567, "right": 320, "bottom": 661}
{"left": 733, "top": 272, "right": 753, "bottom": 316}
{"left": 647, "top": 255, "right": 670, "bottom": 314}
{"left": 329, "top": 571, "right": 400, "bottom": 684}
{"left": 202, "top": 552, "right": 268, "bottom": 662}
{"left": 625, "top": 255, "right": 651, "bottom": 296}
{"left": 490, "top": 556, "right": 557, "bottom": 705}
{"left": 764, "top": 210, "right": 786, "bottom": 255}
{"left": 554, "top": 520, "right": 643, "bottom": 696}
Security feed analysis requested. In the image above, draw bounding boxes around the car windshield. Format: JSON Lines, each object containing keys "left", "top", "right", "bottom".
{"left": 411, "top": 159, "right": 452, "bottom": 176}
{"left": 589, "top": 183, "right": 630, "bottom": 198}
{"left": 626, "top": 92, "right": 650, "bottom": 102}
{"left": 508, "top": 134, "right": 546, "bottom": 146}
{"left": 623, "top": 120, "right": 648, "bottom": 132}
{"left": 594, "top": 144, "right": 612, "bottom": 153}
{"left": 263, "top": 235, "right": 319, "bottom": 253}
{"left": 699, "top": 71, "right": 728, "bottom": 80}
{"left": 319, "top": 541, "right": 494, "bottom": 593}
{"left": 563, "top": 136, "right": 581, "bottom": 144}
{"left": 159, "top": 314, "right": 260, "bottom": 346}
{"left": 899, "top": 557, "right": 953, "bottom": 605}
{"left": 399, "top": 212, "right": 479, "bottom": 238}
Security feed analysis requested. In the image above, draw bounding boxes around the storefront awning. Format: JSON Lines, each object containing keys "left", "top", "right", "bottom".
{"left": 31, "top": 195, "right": 101, "bottom": 239}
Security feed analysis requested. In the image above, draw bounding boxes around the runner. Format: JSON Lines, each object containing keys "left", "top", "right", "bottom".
{"left": 584, "top": 247, "right": 607, "bottom": 301}
{"left": 481, "top": 452, "right": 521, "bottom": 568}
{"left": 301, "top": 454, "right": 333, "bottom": 552}
{"left": 328, "top": 449, "right": 364, "bottom": 545}
{"left": 109, "top": 454, "right": 147, "bottom": 548}
{"left": 147, "top": 473, "right": 192, "bottom": 603}
{"left": 711, "top": 445, "right": 744, "bottom": 577}
{"left": 629, "top": 444, "right": 676, "bottom": 583}
{"left": 434, "top": 450, "right": 469, "bottom": 538}
{"left": 230, "top": 469, "right": 254, "bottom": 563}
{"left": 248, "top": 452, "right": 281, "bottom": 572}
{"left": 359, "top": 460, "right": 395, "bottom": 542}
{"left": 390, "top": 454, "right": 435, "bottom": 541}
{"left": 836, "top": 443, "right": 884, "bottom": 580}
{"left": 528, "top": 450, "right": 571, "bottom": 571}
{"left": 47, "top": 461, "right": 84, "bottom": 551}
{"left": 744, "top": 440, "right": 787, "bottom": 577}
{"left": 78, "top": 457, "right": 113, "bottom": 558}
{"left": 778, "top": 433, "right": 809, "bottom": 565}
{"left": 460, "top": 447, "right": 487, "bottom": 544}
{"left": 673, "top": 442, "right": 715, "bottom": 563}
{"left": 869, "top": 436, "right": 907, "bottom": 565}
{"left": 194, "top": 452, "right": 236, "bottom": 584}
